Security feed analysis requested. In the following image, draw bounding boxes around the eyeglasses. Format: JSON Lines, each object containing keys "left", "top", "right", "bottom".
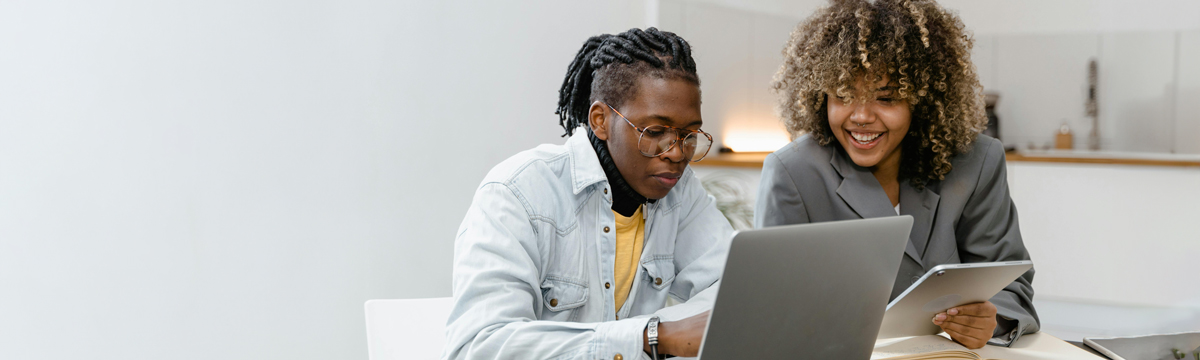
{"left": 604, "top": 103, "right": 713, "bottom": 162}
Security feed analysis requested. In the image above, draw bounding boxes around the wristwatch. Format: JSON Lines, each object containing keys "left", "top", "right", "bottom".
{"left": 647, "top": 316, "right": 661, "bottom": 360}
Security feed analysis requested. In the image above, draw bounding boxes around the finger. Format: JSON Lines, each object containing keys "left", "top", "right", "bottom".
{"left": 944, "top": 326, "right": 987, "bottom": 347}
{"left": 932, "top": 312, "right": 948, "bottom": 325}
{"left": 945, "top": 314, "right": 986, "bottom": 329}
{"left": 952, "top": 302, "right": 997, "bottom": 317}
{"left": 945, "top": 328, "right": 987, "bottom": 349}
{"left": 946, "top": 307, "right": 994, "bottom": 318}
{"left": 942, "top": 318, "right": 988, "bottom": 336}
{"left": 934, "top": 316, "right": 950, "bottom": 330}
{"left": 943, "top": 327, "right": 969, "bottom": 342}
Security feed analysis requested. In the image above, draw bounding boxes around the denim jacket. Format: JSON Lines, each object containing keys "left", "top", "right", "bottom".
{"left": 442, "top": 130, "right": 733, "bottom": 360}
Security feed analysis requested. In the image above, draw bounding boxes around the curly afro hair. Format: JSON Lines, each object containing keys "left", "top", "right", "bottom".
{"left": 772, "top": 0, "right": 987, "bottom": 189}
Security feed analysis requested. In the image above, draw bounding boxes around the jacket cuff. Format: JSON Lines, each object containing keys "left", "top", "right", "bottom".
{"left": 986, "top": 315, "right": 1023, "bottom": 347}
{"left": 593, "top": 317, "right": 653, "bottom": 360}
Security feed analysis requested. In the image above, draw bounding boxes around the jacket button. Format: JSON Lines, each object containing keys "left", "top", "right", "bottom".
{"left": 604, "top": 188, "right": 608, "bottom": 194}
{"left": 605, "top": 282, "right": 611, "bottom": 289}
{"left": 614, "top": 354, "right": 623, "bottom": 360}
{"left": 550, "top": 298, "right": 558, "bottom": 307}
{"left": 655, "top": 277, "right": 663, "bottom": 285}
{"left": 603, "top": 226, "right": 610, "bottom": 233}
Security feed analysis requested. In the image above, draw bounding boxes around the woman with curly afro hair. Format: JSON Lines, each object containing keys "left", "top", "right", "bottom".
{"left": 754, "top": 0, "right": 1039, "bottom": 349}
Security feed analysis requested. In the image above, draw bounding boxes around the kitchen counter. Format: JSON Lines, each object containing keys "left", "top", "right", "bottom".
{"left": 1005, "top": 149, "right": 1200, "bottom": 167}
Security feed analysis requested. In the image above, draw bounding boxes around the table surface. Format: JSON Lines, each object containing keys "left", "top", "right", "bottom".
{"left": 1067, "top": 340, "right": 1110, "bottom": 359}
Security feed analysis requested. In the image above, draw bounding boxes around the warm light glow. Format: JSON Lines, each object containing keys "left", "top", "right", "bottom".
{"left": 723, "top": 130, "right": 791, "bottom": 152}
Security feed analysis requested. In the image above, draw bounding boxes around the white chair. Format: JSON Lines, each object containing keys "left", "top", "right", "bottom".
{"left": 365, "top": 297, "right": 454, "bottom": 360}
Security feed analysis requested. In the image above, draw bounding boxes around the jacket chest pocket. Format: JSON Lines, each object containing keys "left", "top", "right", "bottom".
{"left": 640, "top": 256, "right": 676, "bottom": 290}
{"left": 541, "top": 277, "right": 588, "bottom": 321}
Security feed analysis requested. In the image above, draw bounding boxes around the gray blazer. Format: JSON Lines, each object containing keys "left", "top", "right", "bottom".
{"left": 754, "top": 133, "right": 1039, "bottom": 345}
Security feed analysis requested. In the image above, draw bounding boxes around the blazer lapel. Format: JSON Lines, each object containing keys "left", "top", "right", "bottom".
{"left": 831, "top": 151, "right": 925, "bottom": 266}
{"left": 830, "top": 151, "right": 900, "bottom": 219}
{"left": 899, "top": 181, "right": 940, "bottom": 266}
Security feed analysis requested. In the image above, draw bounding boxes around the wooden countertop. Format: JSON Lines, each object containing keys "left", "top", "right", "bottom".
{"left": 695, "top": 152, "right": 772, "bottom": 168}
{"left": 1005, "top": 150, "right": 1200, "bottom": 167}
{"left": 694, "top": 150, "right": 1200, "bottom": 168}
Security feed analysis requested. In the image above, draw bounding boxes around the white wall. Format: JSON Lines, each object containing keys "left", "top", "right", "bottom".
{"left": 1178, "top": 30, "right": 1200, "bottom": 154}
{"left": 668, "top": 0, "right": 1200, "bottom": 154}
{"left": 986, "top": 33, "right": 1100, "bottom": 149}
{"left": 946, "top": 0, "right": 1200, "bottom": 153}
{"left": 1099, "top": 32, "right": 1180, "bottom": 153}
{"left": 659, "top": 0, "right": 797, "bottom": 152}
{"left": 0, "top": 1, "right": 649, "bottom": 359}
{"left": 942, "top": 0, "right": 1200, "bottom": 36}
{"left": 676, "top": 0, "right": 1200, "bottom": 35}
{"left": 973, "top": 30, "right": 1200, "bottom": 153}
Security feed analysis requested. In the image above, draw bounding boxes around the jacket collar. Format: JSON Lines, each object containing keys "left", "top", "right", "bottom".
{"left": 565, "top": 128, "right": 680, "bottom": 215}
{"left": 830, "top": 149, "right": 940, "bottom": 266}
{"left": 566, "top": 129, "right": 608, "bottom": 195}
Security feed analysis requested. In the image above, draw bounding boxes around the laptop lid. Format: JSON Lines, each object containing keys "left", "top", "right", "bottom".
{"left": 697, "top": 215, "right": 913, "bottom": 359}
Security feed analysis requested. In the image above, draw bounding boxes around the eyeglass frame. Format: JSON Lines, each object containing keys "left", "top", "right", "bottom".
{"left": 602, "top": 102, "right": 714, "bottom": 162}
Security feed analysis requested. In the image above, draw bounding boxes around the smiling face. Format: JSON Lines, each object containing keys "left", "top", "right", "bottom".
{"left": 589, "top": 76, "right": 703, "bottom": 200}
{"left": 826, "top": 74, "right": 912, "bottom": 173}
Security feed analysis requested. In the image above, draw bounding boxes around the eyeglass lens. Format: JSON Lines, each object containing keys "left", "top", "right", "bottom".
{"left": 638, "top": 125, "right": 712, "bottom": 162}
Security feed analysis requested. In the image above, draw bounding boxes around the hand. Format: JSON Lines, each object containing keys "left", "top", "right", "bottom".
{"left": 644, "top": 311, "right": 709, "bottom": 357}
{"left": 932, "top": 301, "right": 998, "bottom": 349}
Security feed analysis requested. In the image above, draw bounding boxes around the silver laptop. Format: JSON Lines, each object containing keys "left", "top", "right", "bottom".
{"left": 697, "top": 216, "right": 913, "bottom": 359}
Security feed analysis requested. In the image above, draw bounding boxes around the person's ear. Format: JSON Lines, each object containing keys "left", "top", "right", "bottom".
{"left": 588, "top": 101, "right": 610, "bottom": 141}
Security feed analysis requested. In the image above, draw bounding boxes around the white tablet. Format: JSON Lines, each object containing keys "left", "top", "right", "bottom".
{"left": 876, "top": 260, "right": 1033, "bottom": 339}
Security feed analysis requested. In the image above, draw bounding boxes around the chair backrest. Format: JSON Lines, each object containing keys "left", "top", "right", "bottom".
{"left": 365, "top": 297, "right": 454, "bottom": 360}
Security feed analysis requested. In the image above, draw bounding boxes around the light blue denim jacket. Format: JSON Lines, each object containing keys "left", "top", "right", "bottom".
{"left": 442, "top": 130, "right": 733, "bottom": 360}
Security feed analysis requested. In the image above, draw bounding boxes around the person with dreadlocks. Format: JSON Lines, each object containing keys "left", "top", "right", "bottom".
{"left": 755, "top": 0, "right": 1038, "bottom": 349}
{"left": 443, "top": 27, "right": 730, "bottom": 360}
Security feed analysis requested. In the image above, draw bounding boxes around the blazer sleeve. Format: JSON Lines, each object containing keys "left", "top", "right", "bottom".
{"left": 754, "top": 152, "right": 810, "bottom": 229}
{"left": 955, "top": 138, "right": 1040, "bottom": 346}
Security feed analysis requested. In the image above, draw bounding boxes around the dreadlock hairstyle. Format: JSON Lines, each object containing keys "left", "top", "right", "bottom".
{"left": 773, "top": 0, "right": 988, "bottom": 190}
{"left": 555, "top": 27, "right": 700, "bottom": 136}
{"left": 554, "top": 28, "right": 700, "bottom": 215}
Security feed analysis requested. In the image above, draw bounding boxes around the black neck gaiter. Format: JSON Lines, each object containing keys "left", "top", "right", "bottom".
{"left": 588, "top": 130, "right": 653, "bottom": 217}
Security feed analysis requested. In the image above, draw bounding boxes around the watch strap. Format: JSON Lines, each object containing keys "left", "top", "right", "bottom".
{"left": 647, "top": 316, "right": 660, "bottom": 345}
{"left": 647, "top": 316, "right": 662, "bottom": 360}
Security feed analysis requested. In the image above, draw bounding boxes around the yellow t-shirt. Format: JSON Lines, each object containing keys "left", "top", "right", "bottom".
{"left": 612, "top": 206, "right": 645, "bottom": 312}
